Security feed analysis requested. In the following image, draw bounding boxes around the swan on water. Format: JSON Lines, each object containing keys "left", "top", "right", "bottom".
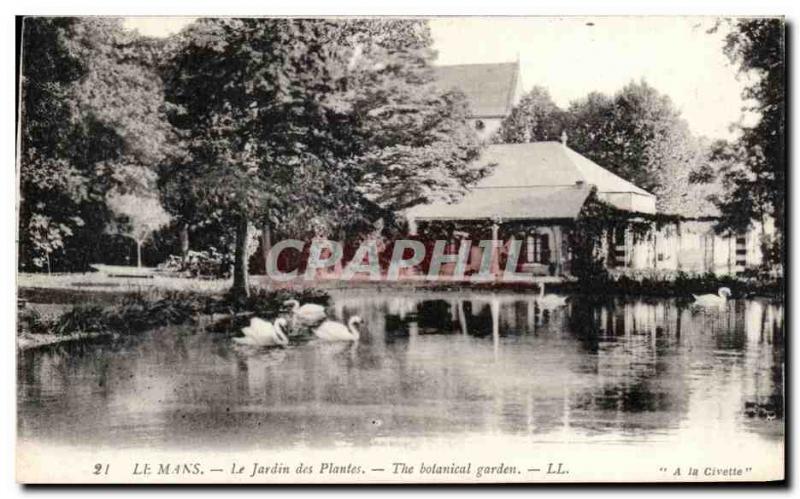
{"left": 313, "top": 316, "right": 363, "bottom": 342}
{"left": 536, "top": 283, "right": 568, "bottom": 309}
{"left": 692, "top": 287, "right": 732, "bottom": 307}
{"left": 234, "top": 317, "right": 289, "bottom": 347}
{"left": 284, "top": 299, "right": 328, "bottom": 327}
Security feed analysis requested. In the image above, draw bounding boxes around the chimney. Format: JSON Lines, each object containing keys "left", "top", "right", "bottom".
{"left": 561, "top": 130, "right": 568, "bottom": 146}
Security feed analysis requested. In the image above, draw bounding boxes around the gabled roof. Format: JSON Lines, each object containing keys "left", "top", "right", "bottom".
{"left": 407, "top": 142, "right": 655, "bottom": 221}
{"left": 477, "top": 142, "right": 653, "bottom": 197}
{"left": 432, "top": 62, "right": 519, "bottom": 118}
{"left": 409, "top": 184, "right": 592, "bottom": 221}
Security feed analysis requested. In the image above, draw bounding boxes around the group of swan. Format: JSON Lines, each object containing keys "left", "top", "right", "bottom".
{"left": 235, "top": 299, "right": 362, "bottom": 348}
{"left": 236, "top": 286, "right": 732, "bottom": 347}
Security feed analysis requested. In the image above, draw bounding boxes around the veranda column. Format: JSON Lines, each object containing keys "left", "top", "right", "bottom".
{"left": 552, "top": 226, "right": 563, "bottom": 275}
{"left": 490, "top": 221, "right": 502, "bottom": 279}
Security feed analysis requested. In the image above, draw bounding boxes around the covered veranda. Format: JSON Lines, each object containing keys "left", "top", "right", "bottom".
{"left": 407, "top": 184, "right": 594, "bottom": 280}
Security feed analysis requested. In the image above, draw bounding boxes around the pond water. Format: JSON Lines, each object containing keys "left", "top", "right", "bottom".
{"left": 18, "top": 290, "right": 784, "bottom": 454}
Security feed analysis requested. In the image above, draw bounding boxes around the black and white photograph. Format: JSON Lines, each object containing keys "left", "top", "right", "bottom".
{"left": 14, "top": 15, "right": 785, "bottom": 484}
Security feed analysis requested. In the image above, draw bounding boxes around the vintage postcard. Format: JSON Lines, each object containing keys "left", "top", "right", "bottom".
{"left": 15, "top": 15, "right": 785, "bottom": 484}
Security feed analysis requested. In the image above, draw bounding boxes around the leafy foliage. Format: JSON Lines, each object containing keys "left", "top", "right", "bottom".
{"left": 495, "top": 81, "right": 707, "bottom": 214}
{"left": 161, "top": 19, "right": 489, "bottom": 296}
{"left": 712, "top": 19, "right": 784, "bottom": 264}
{"left": 18, "top": 18, "right": 173, "bottom": 272}
{"left": 331, "top": 19, "right": 488, "bottom": 213}
{"left": 493, "top": 86, "right": 566, "bottom": 143}
{"left": 18, "top": 308, "right": 50, "bottom": 335}
{"left": 43, "top": 290, "right": 207, "bottom": 337}
{"left": 106, "top": 187, "right": 172, "bottom": 267}
{"left": 19, "top": 18, "right": 92, "bottom": 271}
{"left": 53, "top": 304, "right": 109, "bottom": 335}
{"left": 566, "top": 82, "right": 704, "bottom": 213}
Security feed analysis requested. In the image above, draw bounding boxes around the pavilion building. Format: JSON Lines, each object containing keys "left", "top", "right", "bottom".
{"left": 406, "top": 138, "right": 765, "bottom": 279}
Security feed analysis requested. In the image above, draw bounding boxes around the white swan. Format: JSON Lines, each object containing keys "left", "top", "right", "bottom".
{"left": 536, "top": 283, "right": 568, "bottom": 309}
{"left": 234, "top": 317, "right": 289, "bottom": 347}
{"left": 284, "top": 299, "right": 328, "bottom": 327}
{"left": 313, "top": 316, "right": 363, "bottom": 342}
{"left": 692, "top": 287, "right": 732, "bottom": 307}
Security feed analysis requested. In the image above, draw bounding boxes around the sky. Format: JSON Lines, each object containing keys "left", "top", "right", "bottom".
{"left": 123, "top": 16, "right": 747, "bottom": 140}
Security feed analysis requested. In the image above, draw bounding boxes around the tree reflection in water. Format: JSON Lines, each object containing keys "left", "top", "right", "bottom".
{"left": 18, "top": 290, "right": 784, "bottom": 450}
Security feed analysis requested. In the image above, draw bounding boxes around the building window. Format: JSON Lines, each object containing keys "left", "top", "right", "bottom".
{"left": 526, "top": 234, "right": 550, "bottom": 264}
{"left": 735, "top": 235, "right": 747, "bottom": 270}
{"left": 609, "top": 227, "right": 626, "bottom": 268}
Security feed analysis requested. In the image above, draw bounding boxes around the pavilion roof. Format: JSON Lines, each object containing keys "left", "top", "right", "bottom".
{"left": 408, "top": 142, "right": 655, "bottom": 221}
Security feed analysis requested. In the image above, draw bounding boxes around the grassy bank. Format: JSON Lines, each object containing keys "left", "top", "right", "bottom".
{"left": 17, "top": 268, "right": 782, "bottom": 351}
{"left": 17, "top": 286, "right": 330, "bottom": 350}
{"left": 18, "top": 290, "right": 204, "bottom": 350}
{"left": 19, "top": 266, "right": 783, "bottom": 299}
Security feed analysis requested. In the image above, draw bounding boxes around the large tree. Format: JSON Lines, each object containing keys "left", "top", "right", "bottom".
{"left": 163, "top": 19, "right": 487, "bottom": 297}
{"left": 18, "top": 18, "right": 172, "bottom": 271}
{"left": 331, "top": 19, "right": 487, "bottom": 212}
{"left": 566, "top": 81, "right": 702, "bottom": 213}
{"left": 493, "top": 81, "right": 703, "bottom": 213}
{"left": 712, "top": 19, "right": 784, "bottom": 264}
{"left": 162, "top": 19, "right": 355, "bottom": 297}
{"left": 18, "top": 18, "right": 89, "bottom": 271}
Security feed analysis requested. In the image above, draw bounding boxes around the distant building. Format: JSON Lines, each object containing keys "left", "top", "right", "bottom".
{"left": 433, "top": 61, "right": 522, "bottom": 141}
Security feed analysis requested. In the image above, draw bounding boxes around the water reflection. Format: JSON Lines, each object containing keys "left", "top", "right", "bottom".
{"left": 18, "top": 291, "right": 784, "bottom": 450}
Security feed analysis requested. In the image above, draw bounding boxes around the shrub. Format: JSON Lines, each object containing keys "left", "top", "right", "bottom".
{"left": 149, "top": 290, "right": 208, "bottom": 324}
{"left": 103, "top": 291, "right": 203, "bottom": 334}
{"left": 17, "top": 308, "right": 50, "bottom": 335}
{"left": 35, "top": 286, "right": 332, "bottom": 339}
{"left": 53, "top": 304, "right": 110, "bottom": 336}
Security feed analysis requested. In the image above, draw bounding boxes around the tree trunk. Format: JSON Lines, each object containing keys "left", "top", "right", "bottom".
{"left": 261, "top": 222, "right": 272, "bottom": 276}
{"left": 136, "top": 240, "right": 143, "bottom": 268}
{"left": 179, "top": 222, "right": 190, "bottom": 258}
{"left": 232, "top": 214, "right": 250, "bottom": 298}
